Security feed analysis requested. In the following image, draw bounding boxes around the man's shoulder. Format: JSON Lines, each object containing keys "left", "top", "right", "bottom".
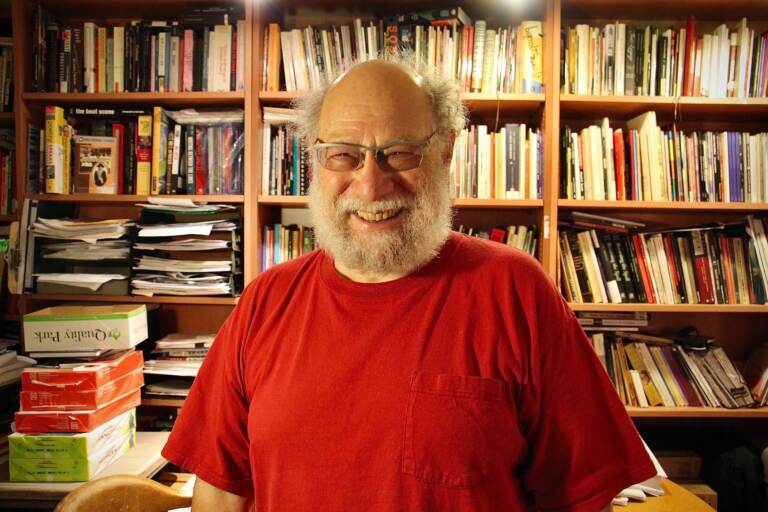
{"left": 450, "top": 232, "right": 543, "bottom": 276}
{"left": 241, "top": 249, "right": 325, "bottom": 300}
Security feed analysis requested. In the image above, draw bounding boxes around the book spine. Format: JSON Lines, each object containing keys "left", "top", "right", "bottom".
{"left": 135, "top": 114, "right": 152, "bottom": 195}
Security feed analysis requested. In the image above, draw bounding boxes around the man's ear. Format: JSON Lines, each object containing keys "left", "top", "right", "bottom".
{"left": 440, "top": 129, "right": 457, "bottom": 166}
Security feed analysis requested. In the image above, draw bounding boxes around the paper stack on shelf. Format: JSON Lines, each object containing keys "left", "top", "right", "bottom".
{"left": 132, "top": 199, "right": 242, "bottom": 296}
{"left": 144, "top": 333, "right": 215, "bottom": 397}
{"left": 9, "top": 349, "right": 144, "bottom": 481}
{"left": 30, "top": 217, "right": 134, "bottom": 295}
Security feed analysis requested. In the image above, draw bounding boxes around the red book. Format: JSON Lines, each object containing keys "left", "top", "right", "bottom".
{"left": 20, "top": 369, "right": 143, "bottom": 411}
{"left": 111, "top": 123, "right": 125, "bottom": 194}
{"left": 489, "top": 227, "right": 506, "bottom": 243}
{"left": 194, "top": 125, "right": 207, "bottom": 195}
{"left": 662, "top": 346, "right": 702, "bottom": 406}
{"left": 719, "top": 234, "right": 736, "bottom": 303}
{"left": 613, "top": 128, "right": 625, "bottom": 200}
{"left": 464, "top": 26, "right": 474, "bottom": 93}
{"left": 690, "top": 230, "right": 714, "bottom": 304}
{"left": 631, "top": 234, "right": 656, "bottom": 303}
{"left": 21, "top": 350, "right": 144, "bottom": 391}
{"left": 14, "top": 389, "right": 141, "bottom": 433}
{"left": 682, "top": 16, "right": 696, "bottom": 96}
{"left": 182, "top": 29, "right": 194, "bottom": 92}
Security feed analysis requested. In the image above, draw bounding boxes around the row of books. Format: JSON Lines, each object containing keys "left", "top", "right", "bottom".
{"left": 262, "top": 11, "right": 543, "bottom": 94}
{"left": 262, "top": 122, "right": 309, "bottom": 197}
{"left": 38, "top": 106, "right": 244, "bottom": 196}
{"left": 451, "top": 124, "right": 542, "bottom": 200}
{"left": 563, "top": 17, "right": 768, "bottom": 98}
{"left": 559, "top": 215, "right": 767, "bottom": 305}
{"left": 589, "top": 330, "right": 755, "bottom": 409}
{"left": 561, "top": 113, "right": 768, "bottom": 202}
{"left": 456, "top": 223, "right": 538, "bottom": 257}
{"left": 262, "top": 224, "right": 316, "bottom": 271}
{"left": 33, "top": 6, "right": 245, "bottom": 93}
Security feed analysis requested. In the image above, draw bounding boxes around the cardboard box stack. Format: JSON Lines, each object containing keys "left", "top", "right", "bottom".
{"left": 10, "top": 304, "right": 148, "bottom": 482}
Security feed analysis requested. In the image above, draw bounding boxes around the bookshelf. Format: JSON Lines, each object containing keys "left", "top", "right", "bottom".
{"left": 2, "top": 0, "right": 765, "bottom": 424}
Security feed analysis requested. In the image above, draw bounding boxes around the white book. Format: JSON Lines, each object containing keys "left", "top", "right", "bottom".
{"left": 477, "top": 125, "right": 489, "bottom": 199}
{"left": 528, "top": 129, "right": 538, "bottom": 199}
{"left": 589, "top": 124, "right": 604, "bottom": 200}
{"left": 279, "top": 32, "right": 295, "bottom": 91}
{"left": 171, "top": 123, "right": 182, "bottom": 186}
{"left": 210, "top": 24, "right": 232, "bottom": 92}
{"left": 113, "top": 26, "right": 124, "bottom": 92}
{"left": 649, "top": 29, "right": 658, "bottom": 96}
{"left": 576, "top": 24, "right": 589, "bottom": 95}
{"left": 615, "top": 23, "right": 626, "bottom": 96}
{"left": 601, "top": 117, "right": 616, "bottom": 200}
{"left": 236, "top": 19, "right": 245, "bottom": 91}
{"left": 736, "top": 18, "right": 750, "bottom": 98}
{"left": 571, "top": 131, "right": 583, "bottom": 200}
{"left": 169, "top": 35, "right": 180, "bottom": 93}
{"left": 630, "top": 370, "right": 650, "bottom": 407}
{"left": 83, "top": 22, "right": 96, "bottom": 93}
{"left": 290, "top": 30, "right": 308, "bottom": 90}
{"left": 518, "top": 124, "right": 527, "bottom": 199}
{"left": 701, "top": 34, "right": 712, "bottom": 97}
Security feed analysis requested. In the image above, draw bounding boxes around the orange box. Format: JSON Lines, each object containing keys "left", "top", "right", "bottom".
{"left": 20, "top": 369, "right": 144, "bottom": 411}
{"left": 21, "top": 350, "right": 143, "bottom": 391}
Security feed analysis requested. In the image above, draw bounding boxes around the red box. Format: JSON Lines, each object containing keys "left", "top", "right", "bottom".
{"left": 21, "top": 351, "right": 143, "bottom": 391}
{"left": 20, "top": 369, "right": 144, "bottom": 411}
{"left": 14, "top": 389, "right": 141, "bottom": 433}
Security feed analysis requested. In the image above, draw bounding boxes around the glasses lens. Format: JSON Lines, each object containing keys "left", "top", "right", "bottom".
{"left": 383, "top": 147, "right": 423, "bottom": 171}
{"left": 317, "top": 145, "right": 362, "bottom": 172}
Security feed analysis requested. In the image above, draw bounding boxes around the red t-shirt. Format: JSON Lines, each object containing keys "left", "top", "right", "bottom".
{"left": 163, "top": 233, "right": 656, "bottom": 511}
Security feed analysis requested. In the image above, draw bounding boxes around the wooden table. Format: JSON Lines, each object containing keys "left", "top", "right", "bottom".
{"left": 617, "top": 479, "right": 716, "bottom": 511}
{"left": 0, "top": 431, "right": 169, "bottom": 510}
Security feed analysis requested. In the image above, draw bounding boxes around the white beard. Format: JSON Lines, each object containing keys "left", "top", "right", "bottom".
{"left": 309, "top": 164, "right": 453, "bottom": 277}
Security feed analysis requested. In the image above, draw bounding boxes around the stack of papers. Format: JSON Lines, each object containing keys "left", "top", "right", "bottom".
{"left": 143, "top": 334, "right": 216, "bottom": 390}
{"left": 0, "top": 351, "right": 36, "bottom": 388}
{"left": 31, "top": 218, "right": 132, "bottom": 242}
{"left": 34, "top": 273, "right": 127, "bottom": 291}
{"left": 131, "top": 273, "right": 231, "bottom": 296}
{"left": 131, "top": 199, "right": 240, "bottom": 297}
{"left": 42, "top": 240, "right": 130, "bottom": 260}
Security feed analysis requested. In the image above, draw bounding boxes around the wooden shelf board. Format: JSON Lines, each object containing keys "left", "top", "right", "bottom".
{"left": 259, "top": 196, "right": 543, "bottom": 209}
{"left": 260, "top": 91, "right": 545, "bottom": 114}
{"left": 26, "top": 294, "right": 237, "bottom": 305}
{"left": 28, "top": 194, "right": 245, "bottom": 203}
{"left": 22, "top": 91, "right": 244, "bottom": 106}
{"left": 561, "top": 94, "right": 768, "bottom": 119}
{"left": 558, "top": 199, "right": 768, "bottom": 212}
{"left": 142, "top": 397, "right": 186, "bottom": 407}
{"left": 627, "top": 406, "right": 768, "bottom": 419}
{"left": 569, "top": 303, "right": 768, "bottom": 313}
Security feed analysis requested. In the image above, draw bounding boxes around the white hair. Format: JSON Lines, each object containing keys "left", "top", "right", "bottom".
{"left": 292, "top": 52, "right": 467, "bottom": 148}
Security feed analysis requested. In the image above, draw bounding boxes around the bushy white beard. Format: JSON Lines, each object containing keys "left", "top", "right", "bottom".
{"left": 309, "top": 165, "right": 453, "bottom": 277}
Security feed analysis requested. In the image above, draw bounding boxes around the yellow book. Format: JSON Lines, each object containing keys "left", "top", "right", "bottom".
{"left": 520, "top": 21, "right": 543, "bottom": 93}
{"left": 623, "top": 342, "right": 663, "bottom": 406}
{"left": 62, "top": 125, "right": 72, "bottom": 195}
{"left": 649, "top": 345, "right": 687, "bottom": 406}
{"left": 150, "top": 107, "right": 169, "bottom": 195}
{"left": 135, "top": 114, "right": 153, "bottom": 195}
{"left": 44, "top": 106, "right": 66, "bottom": 194}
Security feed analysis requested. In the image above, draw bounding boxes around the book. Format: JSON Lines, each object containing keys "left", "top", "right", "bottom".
{"left": 73, "top": 135, "right": 118, "bottom": 194}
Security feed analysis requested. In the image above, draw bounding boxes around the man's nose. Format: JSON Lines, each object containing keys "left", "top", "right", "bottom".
{"left": 350, "top": 151, "right": 396, "bottom": 202}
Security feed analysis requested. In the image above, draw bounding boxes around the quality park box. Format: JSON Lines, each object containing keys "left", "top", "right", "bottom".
{"left": 23, "top": 304, "right": 148, "bottom": 352}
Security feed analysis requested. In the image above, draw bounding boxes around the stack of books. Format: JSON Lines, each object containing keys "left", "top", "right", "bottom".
{"left": 261, "top": 107, "right": 307, "bottom": 197}
{"left": 30, "top": 216, "right": 133, "bottom": 295}
{"left": 561, "top": 112, "right": 768, "bottom": 202}
{"left": 563, "top": 17, "right": 768, "bottom": 98}
{"left": 451, "top": 124, "right": 543, "bottom": 200}
{"left": 589, "top": 331, "right": 755, "bottom": 409}
{"left": 132, "top": 200, "right": 242, "bottom": 296}
{"left": 33, "top": 6, "right": 245, "bottom": 93}
{"left": 263, "top": 9, "right": 542, "bottom": 94}
{"left": 143, "top": 333, "right": 216, "bottom": 398}
{"left": 558, "top": 212, "right": 768, "bottom": 305}
{"left": 576, "top": 311, "right": 650, "bottom": 333}
{"left": 38, "top": 106, "right": 245, "bottom": 196}
{"left": 456, "top": 224, "right": 538, "bottom": 257}
{"left": 262, "top": 224, "right": 315, "bottom": 271}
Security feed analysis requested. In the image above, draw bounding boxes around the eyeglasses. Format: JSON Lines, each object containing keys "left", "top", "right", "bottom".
{"left": 313, "top": 131, "right": 438, "bottom": 172}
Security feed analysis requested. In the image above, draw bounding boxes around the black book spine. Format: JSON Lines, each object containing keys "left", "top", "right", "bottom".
{"left": 45, "top": 23, "right": 60, "bottom": 92}
{"left": 125, "top": 121, "right": 136, "bottom": 194}
{"left": 608, "top": 233, "right": 637, "bottom": 302}
{"left": 139, "top": 25, "right": 150, "bottom": 92}
{"left": 703, "top": 230, "right": 726, "bottom": 304}
{"left": 635, "top": 27, "right": 644, "bottom": 95}
{"left": 193, "top": 28, "right": 204, "bottom": 91}
{"left": 666, "top": 233, "right": 688, "bottom": 303}
{"left": 599, "top": 231, "right": 626, "bottom": 302}
{"left": 622, "top": 236, "right": 647, "bottom": 303}
{"left": 561, "top": 126, "right": 571, "bottom": 199}
{"left": 697, "top": 133, "right": 708, "bottom": 201}
{"left": 566, "top": 228, "right": 593, "bottom": 302}
{"left": 72, "top": 27, "right": 83, "bottom": 92}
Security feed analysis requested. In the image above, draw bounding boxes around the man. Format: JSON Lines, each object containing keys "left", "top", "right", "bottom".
{"left": 162, "top": 58, "right": 656, "bottom": 511}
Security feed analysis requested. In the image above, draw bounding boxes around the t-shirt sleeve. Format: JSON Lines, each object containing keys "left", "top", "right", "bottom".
{"left": 517, "top": 268, "right": 657, "bottom": 512}
{"left": 161, "top": 286, "right": 256, "bottom": 497}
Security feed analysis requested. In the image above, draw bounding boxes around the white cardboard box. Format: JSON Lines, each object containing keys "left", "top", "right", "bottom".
{"left": 23, "top": 305, "right": 148, "bottom": 352}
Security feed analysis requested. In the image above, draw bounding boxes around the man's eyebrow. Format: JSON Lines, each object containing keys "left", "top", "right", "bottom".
{"left": 318, "top": 137, "right": 427, "bottom": 147}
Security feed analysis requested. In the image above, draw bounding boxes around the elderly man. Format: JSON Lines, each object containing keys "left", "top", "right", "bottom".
{"left": 162, "top": 58, "right": 655, "bottom": 512}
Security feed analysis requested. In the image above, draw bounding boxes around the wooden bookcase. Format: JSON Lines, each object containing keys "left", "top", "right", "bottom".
{"left": 5, "top": 0, "right": 768, "bottom": 420}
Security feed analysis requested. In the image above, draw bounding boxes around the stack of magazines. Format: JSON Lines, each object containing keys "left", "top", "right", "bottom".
{"left": 143, "top": 333, "right": 215, "bottom": 398}
{"left": 131, "top": 198, "right": 242, "bottom": 296}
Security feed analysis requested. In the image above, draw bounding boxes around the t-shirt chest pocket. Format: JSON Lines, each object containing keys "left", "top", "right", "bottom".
{"left": 402, "top": 371, "right": 521, "bottom": 489}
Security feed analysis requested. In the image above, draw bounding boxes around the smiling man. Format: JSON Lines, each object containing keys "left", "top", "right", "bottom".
{"left": 162, "top": 58, "right": 656, "bottom": 512}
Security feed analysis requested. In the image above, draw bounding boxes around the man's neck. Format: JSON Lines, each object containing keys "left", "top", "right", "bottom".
{"left": 333, "top": 261, "right": 411, "bottom": 283}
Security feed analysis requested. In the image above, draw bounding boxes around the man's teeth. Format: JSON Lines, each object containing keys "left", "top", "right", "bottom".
{"left": 356, "top": 209, "right": 400, "bottom": 222}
